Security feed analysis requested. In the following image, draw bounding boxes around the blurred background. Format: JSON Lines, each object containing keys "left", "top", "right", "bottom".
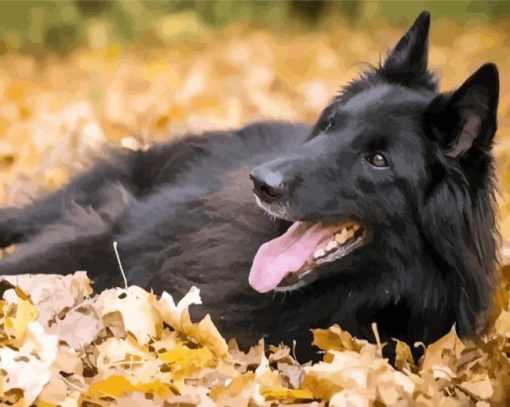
{"left": 0, "top": 0, "right": 508, "bottom": 307}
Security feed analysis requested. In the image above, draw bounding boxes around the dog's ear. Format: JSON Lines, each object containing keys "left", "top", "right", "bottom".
{"left": 425, "top": 63, "right": 499, "bottom": 158}
{"left": 380, "top": 11, "right": 431, "bottom": 87}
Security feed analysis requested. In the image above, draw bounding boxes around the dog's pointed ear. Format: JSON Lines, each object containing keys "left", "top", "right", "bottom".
{"left": 380, "top": 11, "right": 431, "bottom": 85}
{"left": 425, "top": 63, "right": 499, "bottom": 158}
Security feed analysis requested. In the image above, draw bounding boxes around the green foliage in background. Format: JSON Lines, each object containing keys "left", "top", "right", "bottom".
{"left": 0, "top": 0, "right": 508, "bottom": 55}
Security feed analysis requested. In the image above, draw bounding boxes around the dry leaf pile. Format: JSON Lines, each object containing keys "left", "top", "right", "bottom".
{"left": 0, "top": 271, "right": 507, "bottom": 406}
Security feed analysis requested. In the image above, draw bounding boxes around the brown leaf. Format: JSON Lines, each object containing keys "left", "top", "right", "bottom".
{"left": 421, "top": 326, "right": 466, "bottom": 371}
{"left": 459, "top": 376, "right": 494, "bottom": 400}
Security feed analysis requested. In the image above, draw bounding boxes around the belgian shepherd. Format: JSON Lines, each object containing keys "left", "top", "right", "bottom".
{"left": 0, "top": 11, "right": 499, "bottom": 361}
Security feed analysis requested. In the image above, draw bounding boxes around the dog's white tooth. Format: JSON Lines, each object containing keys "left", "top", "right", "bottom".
{"left": 325, "top": 240, "right": 339, "bottom": 252}
{"left": 352, "top": 224, "right": 360, "bottom": 231}
{"left": 313, "top": 248, "right": 326, "bottom": 259}
{"left": 345, "top": 229, "right": 355, "bottom": 239}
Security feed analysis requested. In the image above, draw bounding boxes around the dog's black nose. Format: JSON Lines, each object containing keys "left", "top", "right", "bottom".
{"left": 250, "top": 167, "right": 285, "bottom": 203}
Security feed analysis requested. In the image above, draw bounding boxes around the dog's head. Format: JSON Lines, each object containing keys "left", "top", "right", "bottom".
{"left": 248, "top": 11, "right": 499, "bottom": 302}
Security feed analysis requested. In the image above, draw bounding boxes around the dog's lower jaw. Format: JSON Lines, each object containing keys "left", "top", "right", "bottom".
{"left": 273, "top": 279, "right": 308, "bottom": 292}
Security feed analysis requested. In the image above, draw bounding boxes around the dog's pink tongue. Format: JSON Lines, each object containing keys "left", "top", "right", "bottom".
{"left": 249, "top": 221, "right": 336, "bottom": 293}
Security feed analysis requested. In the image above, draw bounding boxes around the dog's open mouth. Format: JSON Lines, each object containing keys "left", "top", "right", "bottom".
{"left": 249, "top": 221, "right": 367, "bottom": 293}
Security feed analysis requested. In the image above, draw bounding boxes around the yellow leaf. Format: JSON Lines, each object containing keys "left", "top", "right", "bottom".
{"left": 195, "top": 314, "right": 230, "bottom": 359}
{"left": 152, "top": 286, "right": 201, "bottom": 334}
{"left": 261, "top": 387, "right": 314, "bottom": 401}
{"left": 6, "top": 82, "right": 30, "bottom": 102}
{"left": 394, "top": 339, "right": 415, "bottom": 370}
{"left": 255, "top": 353, "right": 286, "bottom": 393}
{"left": 1, "top": 272, "right": 93, "bottom": 329}
{"left": 459, "top": 376, "right": 493, "bottom": 400}
{"left": 36, "top": 401, "right": 58, "bottom": 407}
{"left": 4, "top": 296, "right": 38, "bottom": 344}
{"left": 87, "top": 375, "right": 172, "bottom": 399}
{"left": 11, "top": 399, "right": 27, "bottom": 407}
{"left": 312, "top": 325, "right": 367, "bottom": 353}
{"left": 302, "top": 350, "right": 388, "bottom": 401}
{"left": 421, "top": 326, "right": 465, "bottom": 371}
{"left": 494, "top": 310, "right": 510, "bottom": 337}
{"left": 210, "top": 373, "right": 255, "bottom": 404}
{"left": 159, "top": 343, "right": 215, "bottom": 379}
{"left": 154, "top": 287, "right": 230, "bottom": 359}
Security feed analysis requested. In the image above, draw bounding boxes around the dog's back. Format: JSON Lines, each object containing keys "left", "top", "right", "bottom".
{"left": 0, "top": 123, "right": 307, "bottom": 283}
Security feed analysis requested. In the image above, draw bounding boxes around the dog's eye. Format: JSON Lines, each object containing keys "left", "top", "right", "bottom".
{"left": 366, "top": 153, "right": 388, "bottom": 168}
{"left": 318, "top": 117, "right": 336, "bottom": 133}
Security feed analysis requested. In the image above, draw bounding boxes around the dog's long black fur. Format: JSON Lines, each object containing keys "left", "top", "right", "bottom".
{"left": 0, "top": 12, "right": 499, "bottom": 361}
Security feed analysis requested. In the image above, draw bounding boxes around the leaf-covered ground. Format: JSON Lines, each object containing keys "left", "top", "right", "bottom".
{"left": 1, "top": 273, "right": 509, "bottom": 406}
{"left": 0, "top": 18, "right": 509, "bottom": 406}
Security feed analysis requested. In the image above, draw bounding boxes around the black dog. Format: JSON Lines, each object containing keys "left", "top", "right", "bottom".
{"left": 0, "top": 11, "right": 499, "bottom": 360}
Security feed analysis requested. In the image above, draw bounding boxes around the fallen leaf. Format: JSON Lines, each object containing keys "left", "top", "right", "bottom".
{"left": 159, "top": 343, "right": 215, "bottom": 379}
{"left": 459, "top": 376, "right": 494, "bottom": 400}
{"left": 393, "top": 339, "right": 415, "bottom": 371}
{"left": 95, "top": 286, "right": 159, "bottom": 344}
{"left": 0, "top": 322, "right": 58, "bottom": 404}
{"left": 87, "top": 375, "right": 172, "bottom": 399}
{"left": 421, "top": 326, "right": 466, "bottom": 371}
